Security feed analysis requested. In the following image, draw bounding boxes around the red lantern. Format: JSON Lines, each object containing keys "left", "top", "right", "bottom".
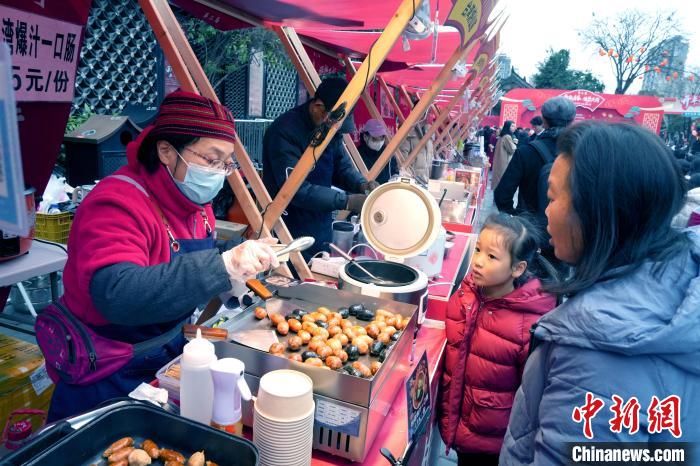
{"left": 599, "top": 49, "right": 606, "bottom": 56}
{"left": 666, "top": 76, "right": 671, "bottom": 81}
{"left": 673, "top": 71, "right": 679, "bottom": 79}
{"left": 608, "top": 48, "right": 614, "bottom": 56}
{"left": 645, "top": 64, "right": 650, "bottom": 71}
{"left": 654, "top": 66, "right": 661, "bottom": 73}
{"left": 613, "top": 53, "right": 619, "bottom": 58}
{"left": 689, "top": 75, "right": 696, "bottom": 82}
{"left": 625, "top": 56, "right": 634, "bottom": 63}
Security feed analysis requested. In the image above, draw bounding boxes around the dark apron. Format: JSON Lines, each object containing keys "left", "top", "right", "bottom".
{"left": 48, "top": 235, "right": 215, "bottom": 422}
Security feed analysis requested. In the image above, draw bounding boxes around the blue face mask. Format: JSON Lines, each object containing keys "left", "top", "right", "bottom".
{"left": 170, "top": 150, "right": 226, "bottom": 204}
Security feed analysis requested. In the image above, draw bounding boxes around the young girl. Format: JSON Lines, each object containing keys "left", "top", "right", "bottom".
{"left": 438, "top": 213, "right": 557, "bottom": 466}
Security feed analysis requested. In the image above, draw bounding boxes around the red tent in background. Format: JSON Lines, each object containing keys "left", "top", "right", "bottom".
{"left": 500, "top": 88, "right": 664, "bottom": 134}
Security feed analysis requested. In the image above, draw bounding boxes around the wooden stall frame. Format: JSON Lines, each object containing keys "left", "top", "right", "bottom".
{"left": 378, "top": 76, "right": 406, "bottom": 125}
{"left": 401, "top": 74, "right": 474, "bottom": 168}
{"left": 365, "top": 38, "right": 481, "bottom": 182}
{"left": 343, "top": 56, "right": 407, "bottom": 166}
{"left": 139, "top": 0, "right": 310, "bottom": 278}
{"left": 446, "top": 75, "right": 499, "bottom": 147}
{"left": 261, "top": 0, "right": 424, "bottom": 232}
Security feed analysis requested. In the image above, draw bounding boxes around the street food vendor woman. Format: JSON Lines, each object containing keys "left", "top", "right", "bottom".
{"left": 37, "top": 91, "right": 279, "bottom": 421}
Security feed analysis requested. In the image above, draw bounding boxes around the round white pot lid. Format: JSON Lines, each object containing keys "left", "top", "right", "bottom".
{"left": 360, "top": 178, "right": 442, "bottom": 260}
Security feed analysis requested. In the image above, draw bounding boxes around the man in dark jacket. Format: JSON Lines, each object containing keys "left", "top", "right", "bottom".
{"left": 263, "top": 78, "right": 372, "bottom": 259}
{"left": 494, "top": 96, "right": 576, "bottom": 219}
{"left": 494, "top": 97, "right": 576, "bottom": 275}
{"left": 529, "top": 115, "right": 545, "bottom": 141}
{"left": 357, "top": 118, "right": 397, "bottom": 184}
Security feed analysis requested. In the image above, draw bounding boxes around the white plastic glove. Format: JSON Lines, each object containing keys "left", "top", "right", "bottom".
{"left": 221, "top": 238, "right": 280, "bottom": 281}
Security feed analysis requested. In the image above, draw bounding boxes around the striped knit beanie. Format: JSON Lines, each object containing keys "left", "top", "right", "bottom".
{"left": 150, "top": 90, "right": 236, "bottom": 143}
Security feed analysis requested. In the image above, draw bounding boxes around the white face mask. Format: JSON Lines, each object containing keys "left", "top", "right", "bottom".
{"left": 365, "top": 135, "right": 384, "bottom": 152}
{"left": 170, "top": 150, "right": 226, "bottom": 204}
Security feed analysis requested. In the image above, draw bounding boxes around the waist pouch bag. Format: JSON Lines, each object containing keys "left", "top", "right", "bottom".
{"left": 35, "top": 301, "right": 181, "bottom": 385}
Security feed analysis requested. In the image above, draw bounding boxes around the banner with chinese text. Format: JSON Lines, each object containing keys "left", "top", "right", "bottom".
{"left": 0, "top": 5, "right": 82, "bottom": 102}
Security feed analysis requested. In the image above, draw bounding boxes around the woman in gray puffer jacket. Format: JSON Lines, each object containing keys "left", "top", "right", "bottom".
{"left": 500, "top": 121, "right": 700, "bottom": 466}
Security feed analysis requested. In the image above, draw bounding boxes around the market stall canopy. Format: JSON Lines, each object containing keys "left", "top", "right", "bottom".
{"left": 4, "top": 0, "right": 93, "bottom": 26}
{"left": 296, "top": 27, "right": 463, "bottom": 69}
{"left": 172, "top": 0, "right": 443, "bottom": 30}
{"left": 379, "top": 66, "right": 470, "bottom": 91}
{"left": 500, "top": 88, "right": 665, "bottom": 134}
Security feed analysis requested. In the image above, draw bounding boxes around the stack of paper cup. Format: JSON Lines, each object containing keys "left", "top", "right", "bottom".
{"left": 253, "top": 370, "right": 315, "bottom": 466}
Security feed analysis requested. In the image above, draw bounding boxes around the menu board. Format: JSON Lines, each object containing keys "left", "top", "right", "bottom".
{"left": 0, "top": 4, "right": 83, "bottom": 102}
{"left": 405, "top": 351, "right": 431, "bottom": 442}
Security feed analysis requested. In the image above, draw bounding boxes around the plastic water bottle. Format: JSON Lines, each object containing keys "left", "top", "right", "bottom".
{"left": 180, "top": 329, "right": 217, "bottom": 425}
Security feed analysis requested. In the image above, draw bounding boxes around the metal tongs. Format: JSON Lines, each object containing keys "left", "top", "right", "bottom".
{"left": 275, "top": 236, "right": 315, "bottom": 258}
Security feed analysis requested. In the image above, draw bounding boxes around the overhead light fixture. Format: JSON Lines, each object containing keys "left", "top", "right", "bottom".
{"left": 403, "top": 0, "right": 433, "bottom": 41}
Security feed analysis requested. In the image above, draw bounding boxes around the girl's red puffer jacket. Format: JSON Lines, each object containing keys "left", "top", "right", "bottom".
{"left": 438, "top": 274, "right": 556, "bottom": 454}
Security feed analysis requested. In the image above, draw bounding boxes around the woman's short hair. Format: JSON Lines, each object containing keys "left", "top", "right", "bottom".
{"left": 550, "top": 121, "right": 689, "bottom": 295}
{"left": 530, "top": 116, "right": 544, "bottom": 126}
{"left": 137, "top": 132, "right": 200, "bottom": 173}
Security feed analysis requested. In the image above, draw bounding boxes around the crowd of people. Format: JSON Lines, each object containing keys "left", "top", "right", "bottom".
{"left": 438, "top": 96, "right": 699, "bottom": 465}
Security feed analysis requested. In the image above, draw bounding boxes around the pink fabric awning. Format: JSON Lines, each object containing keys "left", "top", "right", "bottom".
{"left": 174, "top": 0, "right": 442, "bottom": 30}
{"left": 296, "top": 28, "right": 463, "bottom": 68}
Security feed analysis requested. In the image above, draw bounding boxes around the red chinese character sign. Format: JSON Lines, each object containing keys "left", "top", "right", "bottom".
{"left": 445, "top": 0, "right": 499, "bottom": 51}
{"left": 559, "top": 89, "right": 605, "bottom": 112}
{"left": 499, "top": 88, "right": 664, "bottom": 134}
{"left": 572, "top": 392, "right": 605, "bottom": 440}
{"left": 571, "top": 393, "right": 683, "bottom": 440}
{"left": 0, "top": 5, "right": 82, "bottom": 102}
{"left": 679, "top": 95, "right": 700, "bottom": 113}
{"left": 609, "top": 395, "right": 641, "bottom": 435}
{"left": 648, "top": 395, "right": 682, "bottom": 438}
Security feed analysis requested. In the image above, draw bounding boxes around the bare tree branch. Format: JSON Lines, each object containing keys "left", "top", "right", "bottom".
{"left": 580, "top": 9, "right": 679, "bottom": 94}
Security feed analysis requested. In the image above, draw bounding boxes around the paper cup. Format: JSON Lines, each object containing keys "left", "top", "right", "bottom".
{"left": 254, "top": 403, "right": 315, "bottom": 427}
{"left": 256, "top": 370, "right": 314, "bottom": 420}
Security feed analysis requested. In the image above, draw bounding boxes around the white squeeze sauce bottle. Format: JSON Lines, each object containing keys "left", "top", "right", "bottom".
{"left": 180, "top": 329, "right": 217, "bottom": 425}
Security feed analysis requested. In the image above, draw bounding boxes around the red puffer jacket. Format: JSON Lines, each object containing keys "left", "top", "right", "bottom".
{"left": 438, "top": 274, "right": 556, "bottom": 454}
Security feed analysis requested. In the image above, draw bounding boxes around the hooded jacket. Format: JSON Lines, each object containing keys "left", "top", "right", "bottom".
{"left": 438, "top": 275, "right": 556, "bottom": 455}
{"left": 500, "top": 230, "right": 700, "bottom": 465}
